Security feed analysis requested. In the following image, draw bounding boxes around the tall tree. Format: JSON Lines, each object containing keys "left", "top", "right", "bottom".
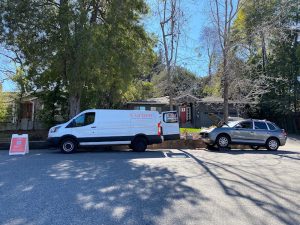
{"left": 209, "top": 0, "right": 242, "bottom": 123}
{"left": 0, "top": 0, "right": 155, "bottom": 118}
{"left": 157, "top": 0, "right": 184, "bottom": 110}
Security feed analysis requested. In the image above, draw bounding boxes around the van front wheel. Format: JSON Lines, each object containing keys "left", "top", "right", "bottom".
{"left": 60, "top": 138, "right": 77, "bottom": 154}
{"left": 131, "top": 137, "right": 147, "bottom": 152}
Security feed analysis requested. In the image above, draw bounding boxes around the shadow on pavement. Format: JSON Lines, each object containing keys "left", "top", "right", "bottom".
{"left": 47, "top": 148, "right": 168, "bottom": 159}
{"left": 287, "top": 134, "right": 300, "bottom": 142}
{"left": 180, "top": 149, "right": 300, "bottom": 225}
{"left": 0, "top": 151, "right": 205, "bottom": 225}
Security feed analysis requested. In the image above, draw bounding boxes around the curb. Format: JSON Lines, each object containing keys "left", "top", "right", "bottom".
{"left": 0, "top": 139, "right": 206, "bottom": 151}
{"left": 0, "top": 141, "right": 49, "bottom": 150}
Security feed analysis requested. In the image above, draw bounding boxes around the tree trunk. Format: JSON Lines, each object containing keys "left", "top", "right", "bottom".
{"left": 69, "top": 93, "right": 81, "bottom": 119}
{"left": 223, "top": 57, "right": 229, "bottom": 123}
{"left": 260, "top": 31, "right": 268, "bottom": 75}
{"left": 167, "top": 67, "right": 174, "bottom": 111}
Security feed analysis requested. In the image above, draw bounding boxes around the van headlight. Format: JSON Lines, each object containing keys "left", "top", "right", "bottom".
{"left": 50, "top": 126, "right": 61, "bottom": 133}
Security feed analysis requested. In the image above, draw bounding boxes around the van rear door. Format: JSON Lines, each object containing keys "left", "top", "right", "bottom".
{"left": 161, "top": 111, "right": 180, "bottom": 140}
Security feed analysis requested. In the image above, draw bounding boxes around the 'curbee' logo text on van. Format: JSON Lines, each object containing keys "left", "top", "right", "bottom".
{"left": 130, "top": 113, "right": 153, "bottom": 119}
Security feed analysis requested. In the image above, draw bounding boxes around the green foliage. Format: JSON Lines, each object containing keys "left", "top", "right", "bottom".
{"left": 0, "top": 93, "right": 8, "bottom": 122}
{"left": 1, "top": 0, "right": 155, "bottom": 120}
{"left": 0, "top": 106, "right": 7, "bottom": 122}
{"left": 231, "top": 0, "right": 300, "bottom": 131}
{"left": 202, "top": 74, "right": 221, "bottom": 97}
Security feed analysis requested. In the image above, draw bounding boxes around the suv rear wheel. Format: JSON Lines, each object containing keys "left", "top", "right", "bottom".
{"left": 266, "top": 138, "right": 279, "bottom": 151}
{"left": 216, "top": 134, "right": 230, "bottom": 148}
{"left": 131, "top": 137, "right": 147, "bottom": 152}
{"left": 60, "top": 138, "right": 78, "bottom": 154}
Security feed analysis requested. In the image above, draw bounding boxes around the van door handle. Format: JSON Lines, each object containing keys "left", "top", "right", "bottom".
{"left": 91, "top": 126, "right": 96, "bottom": 128}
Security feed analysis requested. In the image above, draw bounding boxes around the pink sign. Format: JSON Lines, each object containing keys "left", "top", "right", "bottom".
{"left": 9, "top": 134, "right": 29, "bottom": 155}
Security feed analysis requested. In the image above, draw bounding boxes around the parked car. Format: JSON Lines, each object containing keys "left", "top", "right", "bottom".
{"left": 200, "top": 115, "right": 287, "bottom": 150}
{"left": 48, "top": 109, "right": 180, "bottom": 153}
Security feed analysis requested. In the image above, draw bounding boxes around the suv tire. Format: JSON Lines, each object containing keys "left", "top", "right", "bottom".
{"left": 60, "top": 138, "right": 78, "bottom": 154}
{"left": 266, "top": 138, "right": 279, "bottom": 151}
{"left": 216, "top": 134, "right": 230, "bottom": 148}
{"left": 132, "top": 137, "right": 147, "bottom": 152}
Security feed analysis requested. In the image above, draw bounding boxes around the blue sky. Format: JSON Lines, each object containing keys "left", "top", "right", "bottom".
{"left": 144, "top": 0, "right": 212, "bottom": 75}
{"left": 0, "top": 0, "right": 211, "bottom": 92}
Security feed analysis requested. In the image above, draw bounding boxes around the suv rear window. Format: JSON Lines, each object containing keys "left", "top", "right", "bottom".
{"left": 267, "top": 122, "right": 278, "bottom": 130}
{"left": 254, "top": 121, "right": 268, "bottom": 130}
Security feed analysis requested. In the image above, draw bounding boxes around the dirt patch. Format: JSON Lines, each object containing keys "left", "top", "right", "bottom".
{"left": 149, "top": 139, "right": 206, "bottom": 149}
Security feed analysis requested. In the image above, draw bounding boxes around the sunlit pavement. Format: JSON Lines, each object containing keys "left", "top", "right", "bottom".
{"left": 0, "top": 138, "right": 299, "bottom": 225}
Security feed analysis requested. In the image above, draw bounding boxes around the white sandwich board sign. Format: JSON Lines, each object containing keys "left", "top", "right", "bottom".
{"left": 9, "top": 134, "right": 29, "bottom": 155}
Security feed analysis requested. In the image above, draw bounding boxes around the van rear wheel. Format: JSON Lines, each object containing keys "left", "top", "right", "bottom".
{"left": 60, "top": 138, "right": 77, "bottom": 154}
{"left": 131, "top": 137, "right": 147, "bottom": 152}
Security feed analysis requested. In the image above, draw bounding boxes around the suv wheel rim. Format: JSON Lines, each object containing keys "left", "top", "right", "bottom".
{"left": 63, "top": 141, "right": 74, "bottom": 152}
{"left": 268, "top": 140, "right": 278, "bottom": 150}
{"left": 219, "top": 137, "right": 228, "bottom": 147}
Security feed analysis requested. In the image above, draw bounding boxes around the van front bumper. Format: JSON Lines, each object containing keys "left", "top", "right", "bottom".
{"left": 47, "top": 137, "right": 60, "bottom": 147}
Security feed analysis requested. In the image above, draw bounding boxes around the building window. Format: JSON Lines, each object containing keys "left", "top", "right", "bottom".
{"left": 150, "top": 107, "right": 156, "bottom": 111}
{"left": 186, "top": 106, "right": 192, "bottom": 121}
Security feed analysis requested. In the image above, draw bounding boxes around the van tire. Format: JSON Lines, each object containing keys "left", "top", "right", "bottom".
{"left": 60, "top": 138, "right": 78, "bottom": 154}
{"left": 131, "top": 137, "right": 147, "bottom": 152}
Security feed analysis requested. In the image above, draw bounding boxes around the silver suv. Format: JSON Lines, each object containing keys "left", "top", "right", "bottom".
{"left": 200, "top": 118, "right": 287, "bottom": 151}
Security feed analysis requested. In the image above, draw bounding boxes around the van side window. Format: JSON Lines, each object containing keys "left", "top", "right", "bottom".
{"left": 68, "top": 112, "right": 95, "bottom": 128}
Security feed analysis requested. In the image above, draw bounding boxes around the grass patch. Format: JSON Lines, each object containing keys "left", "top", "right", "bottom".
{"left": 180, "top": 128, "right": 201, "bottom": 134}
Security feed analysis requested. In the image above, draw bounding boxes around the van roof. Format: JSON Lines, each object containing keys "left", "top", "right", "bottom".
{"left": 81, "top": 109, "right": 159, "bottom": 113}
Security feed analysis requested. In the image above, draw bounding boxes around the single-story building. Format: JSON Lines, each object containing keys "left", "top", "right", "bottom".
{"left": 1, "top": 92, "right": 45, "bottom": 131}
{"left": 127, "top": 94, "right": 249, "bottom": 128}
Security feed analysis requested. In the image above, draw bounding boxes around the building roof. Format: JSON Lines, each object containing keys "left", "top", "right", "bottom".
{"left": 200, "top": 96, "right": 249, "bottom": 104}
{"left": 127, "top": 96, "right": 170, "bottom": 105}
{"left": 174, "top": 94, "right": 200, "bottom": 101}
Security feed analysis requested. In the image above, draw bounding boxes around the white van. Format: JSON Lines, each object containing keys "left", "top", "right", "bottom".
{"left": 48, "top": 109, "right": 164, "bottom": 153}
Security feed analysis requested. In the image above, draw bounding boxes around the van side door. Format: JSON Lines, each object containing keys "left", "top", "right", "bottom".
{"left": 66, "top": 112, "right": 96, "bottom": 141}
{"left": 161, "top": 111, "right": 180, "bottom": 140}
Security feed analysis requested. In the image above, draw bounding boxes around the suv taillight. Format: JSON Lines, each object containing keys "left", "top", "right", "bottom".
{"left": 282, "top": 129, "right": 287, "bottom": 137}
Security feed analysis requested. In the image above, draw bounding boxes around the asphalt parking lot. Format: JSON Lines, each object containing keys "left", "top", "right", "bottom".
{"left": 0, "top": 137, "right": 299, "bottom": 225}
